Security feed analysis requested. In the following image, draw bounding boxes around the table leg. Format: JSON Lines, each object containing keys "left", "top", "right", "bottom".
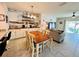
{"left": 42, "top": 42, "right": 44, "bottom": 52}
{"left": 32, "top": 45, "right": 34, "bottom": 57}
{"left": 36, "top": 44, "right": 39, "bottom": 57}
{"left": 49, "top": 38, "right": 53, "bottom": 51}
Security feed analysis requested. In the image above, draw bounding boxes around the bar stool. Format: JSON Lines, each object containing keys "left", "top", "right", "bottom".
{"left": 0, "top": 31, "right": 11, "bottom": 56}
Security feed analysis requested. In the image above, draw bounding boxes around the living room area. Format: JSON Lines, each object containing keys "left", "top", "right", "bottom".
{"left": 0, "top": 2, "right": 79, "bottom": 57}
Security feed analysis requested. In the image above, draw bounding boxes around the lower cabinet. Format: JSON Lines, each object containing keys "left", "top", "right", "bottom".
{"left": 7, "top": 29, "right": 26, "bottom": 50}
{"left": 10, "top": 29, "right": 26, "bottom": 40}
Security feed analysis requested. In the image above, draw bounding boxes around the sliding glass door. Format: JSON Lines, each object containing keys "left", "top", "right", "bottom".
{"left": 65, "top": 21, "right": 79, "bottom": 34}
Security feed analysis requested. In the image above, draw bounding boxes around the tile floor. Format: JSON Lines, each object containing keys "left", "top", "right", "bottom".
{"left": 2, "top": 33, "right": 79, "bottom": 57}
{"left": 39, "top": 33, "right": 79, "bottom": 57}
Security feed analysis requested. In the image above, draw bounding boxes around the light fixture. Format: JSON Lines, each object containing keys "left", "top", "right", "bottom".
{"left": 30, "top": 5, "right": 36, "bottom": 19}
{"left": 72, "top": 12, "right": 76, "bottom": 18}
{"left": 59, "top": 2, "right": 67, "bottom": 6}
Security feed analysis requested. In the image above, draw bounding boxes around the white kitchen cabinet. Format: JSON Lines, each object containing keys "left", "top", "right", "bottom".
{"left": 10, "top": 29, "right": 26, "bottom": 40}
{"left": 8, "top": 11, "right": 22, "bottom": 21}
{"left": 15, "top": 30, "right": 25, "bottom": 38}
{"left": 10, "top": 30, "right": 16, "bottom": 39}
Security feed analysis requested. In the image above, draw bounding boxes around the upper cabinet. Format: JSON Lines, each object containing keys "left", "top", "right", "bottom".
{"left": 8, "top": 9, "right": 41, "bottom": 23}
{"left": 7, "top": 9, "right": 41, "bottom": 28}
{"left": 22, "top": 12, "right": 41, "bottom": 23}
{"left": 7, "top": 10, "right": 23, "bottom": 21}
{"left": 22, "top": 12, "right": 41, "bottom": 28}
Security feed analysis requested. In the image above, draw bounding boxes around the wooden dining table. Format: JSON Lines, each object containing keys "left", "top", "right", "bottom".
{"left": 30, "top": 31, "right": 49, "bottom": 57}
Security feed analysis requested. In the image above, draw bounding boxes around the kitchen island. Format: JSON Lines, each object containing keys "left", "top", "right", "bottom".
{"left": 6, "top": 28, "right": 40, "bottom": 50}
{"left": 9, "top": 28, "right": 40, "bottom": 40}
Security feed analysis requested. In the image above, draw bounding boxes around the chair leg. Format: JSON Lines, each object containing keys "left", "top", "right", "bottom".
{"left": 45, "top": 39, "right": 51, "bottom": 51}
{"left": 32, "top": 46, "right": 34, "bottom": 57}
{"left": 49, "top": 38, "right": 53, "bottom": 51}
{"left": 39, "top": 48, "right": 41, "bottom": 54}
{"left": 42, "top": 42, "right": 44, "bottom": 52}
{"left": 45, "top": 40, "right": 49, "bottom": 48}
{"left": 36, "top": 44, "right": 39, "bottom": 57}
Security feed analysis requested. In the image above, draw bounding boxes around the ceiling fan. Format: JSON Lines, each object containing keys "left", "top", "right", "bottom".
{"left": 72, "top": 12, "right": 76, "bottom": 18}
{"left": 59, "top": 2, "right": 67, "bottom": 6}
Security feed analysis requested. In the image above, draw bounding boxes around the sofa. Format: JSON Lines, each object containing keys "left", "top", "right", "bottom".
{"left": 49, "top": 30, "right": 64, "bottom": 43}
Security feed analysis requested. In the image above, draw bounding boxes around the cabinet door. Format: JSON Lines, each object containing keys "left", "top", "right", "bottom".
{"left": 10, "top": 30, "right": 26, "bottom": 39}
{"left": 8, "top": 11, "right": 22, "bottom": 21}
{"left": 10, "top": 30, "right": 16, "bottom": 39}
{"left": 15, "top": 30, "right": 25, "bottom": 38}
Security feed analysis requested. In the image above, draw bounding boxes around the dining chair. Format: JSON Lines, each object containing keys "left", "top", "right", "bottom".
{"left": 42, "top": 29, "right": 52, "bottom": 51}
{"left": 26, "top": 31, "right": 42, "bottom": 57}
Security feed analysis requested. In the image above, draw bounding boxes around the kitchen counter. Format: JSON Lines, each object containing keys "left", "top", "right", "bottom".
{"left": 9, "top": 28, "right": 40, "bottom": 40}
{"left": 9, "top": 28, "right": 40, "bottom": 31}
{"left": 3, "top": 28, "right": 41, "bottom": 51}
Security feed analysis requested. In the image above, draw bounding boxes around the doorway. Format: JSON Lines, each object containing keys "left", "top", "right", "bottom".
{"left": 65, "top": 20, "right": 79, "bottom": 34}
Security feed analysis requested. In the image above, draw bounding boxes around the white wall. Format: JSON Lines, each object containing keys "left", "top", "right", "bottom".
{"left": 40, "top": 14, "right": 56, "bottom": 30}
{"left": 39, "top": 14, "right": 57, "bottom": 30}
{"left": 56, "top": 18, "right": 65, "bottom": 30}
{"left": 0, "top": 3, "right": 8, "bottom": 30}
{"left": 41, "top": 14, "right": 56, "bottom": 22}
{"left": 7, "top": 11, "right": 23, "bottom": 21}
{"left": 56, "top": 16, "right": 79, "bottom": 31}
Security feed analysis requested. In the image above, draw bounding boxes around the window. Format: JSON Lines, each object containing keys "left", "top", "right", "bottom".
{"left": 65, "top": 21, "right": 79, "bottom": 33}
{"left": 48, "top": 22, "right": 56, "bottom": 29}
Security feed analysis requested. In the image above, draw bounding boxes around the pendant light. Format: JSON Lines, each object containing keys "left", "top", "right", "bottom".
{"left": 30, "top": 5, "right": 36, "bottom": 19}
{"left": 30, "top": 5, "right": 34, "bottom": 19}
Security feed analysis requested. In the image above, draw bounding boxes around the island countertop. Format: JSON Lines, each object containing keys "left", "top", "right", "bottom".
{"left": 9, "top": 28, "right": 40, "bottom": 31}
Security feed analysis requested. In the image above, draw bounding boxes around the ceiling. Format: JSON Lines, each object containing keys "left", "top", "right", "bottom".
{"left": 5, "top": 2, "right": 79, "bottom": 17}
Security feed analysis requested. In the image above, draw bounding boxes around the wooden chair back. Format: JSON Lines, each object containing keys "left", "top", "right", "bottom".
{"left": 26, "top": 31, "right": 35, "bottom": 50}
